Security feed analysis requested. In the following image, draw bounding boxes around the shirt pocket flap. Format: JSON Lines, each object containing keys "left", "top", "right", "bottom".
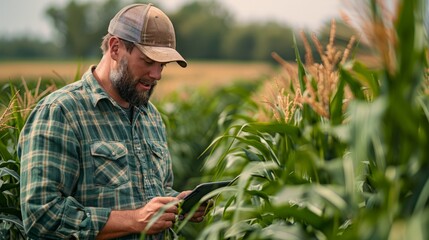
{"left": 148, "top": 141, "right": 166, "bottom": 159}
{"left": 90, "top": 141, "right": 128, "bottom": 160}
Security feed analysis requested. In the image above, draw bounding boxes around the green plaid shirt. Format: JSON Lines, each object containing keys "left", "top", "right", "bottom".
{"left": 19, "top": 67, "right": 178, "bottom": 239}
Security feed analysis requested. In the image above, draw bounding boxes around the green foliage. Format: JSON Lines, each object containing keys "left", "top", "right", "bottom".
{"left": 0, "top": 37, "right": 60, "bottom": 60}
{"left": 0, "top": 90, "right": 26, "bottom": 240}
{"left": 154, "top": 79, "right": 267, "bottom": 239}
{"left": 171, "top": 0, "right": 232, "bottom": 60}
{"left": 0, "top": 1, "right": 427, "bottom": 239}
{"left": 0, "top": 79, "right": 56, "bottom": 239}
{"left": 221, "top": 23, "right": 296, "bottom": 62}
{"left": 189, "top": 0, "right": 429, "bottom": 239}
{"left": 45, "top": 0, "right": 134, "bottom": 58}
{"left": 157, "top": 80, "right": 263, "bottom": 191}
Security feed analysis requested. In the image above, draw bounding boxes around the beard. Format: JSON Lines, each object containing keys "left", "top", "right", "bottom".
{"left": 109, "top": 57, "right": 156, "bottom": 106}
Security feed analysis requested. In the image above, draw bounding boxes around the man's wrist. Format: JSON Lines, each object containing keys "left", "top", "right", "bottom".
{"left": 126, "top": 209, "right": 142, "bottom": 233}
{"left": 97, "top": 209, "right": 143, "bottom": 239}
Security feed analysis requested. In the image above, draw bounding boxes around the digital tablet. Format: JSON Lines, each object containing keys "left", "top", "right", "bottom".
{"left": 180, "top": 180, "right": 232, "bottom": 214}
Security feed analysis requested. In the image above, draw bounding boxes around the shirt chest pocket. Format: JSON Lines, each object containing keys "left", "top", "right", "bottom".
{"left": 91, "top": 141, "right": 129, "bottom": 186}
{"left": 147, "top": 141, "right": 169, "bottom": 182}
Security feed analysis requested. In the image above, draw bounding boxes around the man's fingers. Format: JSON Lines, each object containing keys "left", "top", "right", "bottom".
{"left": 165, "top": 212, "right": 177, "bottom": 221}
{"left": 163, "top": 205, "right": 178, "bottom": 214}
{"left": 151, "top": 197, "right": 179, "bottom": 213}
{"left": 153, "top": 196, "right": 179, "bottom": 204}
{"left": 190, "top": 216, "right": 204, "bottom": 222}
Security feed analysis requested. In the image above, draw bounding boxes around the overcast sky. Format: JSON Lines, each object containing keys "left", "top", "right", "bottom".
{"left": 0, "top": 0, "right": 341, "bottom": 41}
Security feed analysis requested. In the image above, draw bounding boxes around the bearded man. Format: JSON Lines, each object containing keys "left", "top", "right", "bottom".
{"left": 19, "top": 3, "right": 206, "bottom": 240}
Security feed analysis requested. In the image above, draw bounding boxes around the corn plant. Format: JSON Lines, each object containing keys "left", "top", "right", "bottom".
{"left": 156, "top": 80, "right": 264, "bottom": 239}
{"left": 0, "top": 92, "right": 24, "bottom": 239}
{"left": 157, "top": 81, "right": 263, "bottom": 191}
{"left": 0, "top": 79, "right": 56, "bottom": 239}
{"left": 196, "top": 0, "right": 429, "bottom": 239}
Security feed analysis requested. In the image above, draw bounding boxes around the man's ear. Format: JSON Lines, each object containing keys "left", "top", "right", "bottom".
{"left": 109, "top": 37, "right": 120, "bottom": 61}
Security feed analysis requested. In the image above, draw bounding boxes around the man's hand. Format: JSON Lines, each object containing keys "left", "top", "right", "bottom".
{"left": 177, "top": 191, "right": 213, "bottom": 222}
{"left": 96, "top": 196, "right": 179, "bottom": 239}
{"left": 135, "top": 197, "right": 179, "bottom": 234}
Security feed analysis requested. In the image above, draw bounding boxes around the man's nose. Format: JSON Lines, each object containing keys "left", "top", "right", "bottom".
{"left": 148, "top": 63, "right": 163, "bottom": 81}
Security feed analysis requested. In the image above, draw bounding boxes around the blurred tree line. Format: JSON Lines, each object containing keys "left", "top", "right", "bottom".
{"left": 0, "top": 0, "right": 355, "bottom": 62}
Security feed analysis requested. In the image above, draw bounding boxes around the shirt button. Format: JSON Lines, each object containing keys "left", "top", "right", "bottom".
{"left": 112, "top": 152, "right": 116, "bottom": 156}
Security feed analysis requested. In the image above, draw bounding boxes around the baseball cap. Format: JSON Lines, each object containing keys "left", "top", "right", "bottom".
{"left": 108, "top": 3, "right": 187, "bottom": 68}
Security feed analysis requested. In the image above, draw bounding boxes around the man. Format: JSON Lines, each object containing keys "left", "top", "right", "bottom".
{"left": 19, "top": 3, "right": 205, "bottom": 239}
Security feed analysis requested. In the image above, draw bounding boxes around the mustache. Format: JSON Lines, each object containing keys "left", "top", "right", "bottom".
{"left": 138, "top": 79, "right": 157, "bottom": 87}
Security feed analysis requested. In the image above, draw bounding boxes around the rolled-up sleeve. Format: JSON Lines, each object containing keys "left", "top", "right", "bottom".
{"left": 19, "top": 102, "right": 110, "bottom": 239}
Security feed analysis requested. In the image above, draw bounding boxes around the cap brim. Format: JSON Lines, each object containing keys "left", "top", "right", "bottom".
{"left": 135, "top": 45, "right": 187, "bottom": 68}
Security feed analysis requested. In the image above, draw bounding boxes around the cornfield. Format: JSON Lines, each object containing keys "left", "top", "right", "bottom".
{"left": 1, "top": 0, "right": 428, "bottom": 239}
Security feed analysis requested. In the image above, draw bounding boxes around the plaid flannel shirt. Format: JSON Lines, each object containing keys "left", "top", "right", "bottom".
{"left": 18, "top": 67, "right": 178, "bottom": 239}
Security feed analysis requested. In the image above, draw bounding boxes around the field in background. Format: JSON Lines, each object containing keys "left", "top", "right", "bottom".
{"left": 0, "top": 61, "right": 275, "bottom": 99}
